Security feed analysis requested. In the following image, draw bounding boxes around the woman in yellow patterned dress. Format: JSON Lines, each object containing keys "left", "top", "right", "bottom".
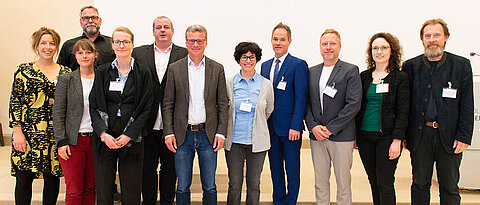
{"left": 9, "top": 27, "right": 71, "bottom": 205}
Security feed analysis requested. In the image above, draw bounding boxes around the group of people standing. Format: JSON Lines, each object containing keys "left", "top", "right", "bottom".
{"left": 8, "top": 5, "right": 473, "bottom": 205}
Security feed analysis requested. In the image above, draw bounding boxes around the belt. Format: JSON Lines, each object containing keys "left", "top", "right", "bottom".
{"left": 187, "top": 123, "right": 205, "bottom": 131}
{"left": 78, "top": 132, "right": 94, "bottom": 136}
{"left": 425, "top": 121, "right": 439, "bottom": 129}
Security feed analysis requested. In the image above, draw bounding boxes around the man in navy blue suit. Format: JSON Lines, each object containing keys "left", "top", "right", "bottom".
{"left": 260, "top": 22, "right": 309, "bottom": 205}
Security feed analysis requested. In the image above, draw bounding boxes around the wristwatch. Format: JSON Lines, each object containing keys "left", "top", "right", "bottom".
{"left": 101, "top": 134, "right": 106, "bottom": 142}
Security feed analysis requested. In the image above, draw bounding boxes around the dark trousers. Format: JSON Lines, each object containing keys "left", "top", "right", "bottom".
{"left": 268, "top": 131, "right": 302, "bottom": 205}
{"left": 142, "top": 129, "right": 176, "bottom": 205}
{"left": 357, "top": 131, "right": 400, "bottom": 205}
{"left": 94, "top": 119, "right": 144, "bottom": 205}
{"left": 410, "top": 126, "right": 462, "bottom": 205}
{"left": 15, "top": 170, "right": 60, "bottom": 205}
{"left": 94, "top": 144, "right": 144, "bottom": 205}
{"left": 225, "top": 143, "right": 267, "bottom": 205}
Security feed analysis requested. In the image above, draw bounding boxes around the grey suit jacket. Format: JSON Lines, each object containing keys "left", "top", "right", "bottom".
{"left": 53, "top": 70, "right": 88, "bottom": 147}
{"left": 304, "top": 60, "right": 362, "bottom": 142}
{"left": 162, "top": 56, "right": 229, "bottom": 146}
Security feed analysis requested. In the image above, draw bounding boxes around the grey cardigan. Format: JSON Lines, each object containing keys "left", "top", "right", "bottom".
{"left": 224, "top": 74, "right": 274, "bottom": 153}
{"left": 53, "top": 70, "right": 91, "bottom": 147}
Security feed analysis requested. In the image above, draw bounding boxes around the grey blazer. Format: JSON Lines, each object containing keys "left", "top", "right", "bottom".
{"left": 224, "top": 75, "right": 274, "bottom": 153}
{"left": 304, "top": 60, "right": 362, "bottom": 142}
{"left": 53, "top": 69, "right": 90, "bottom": 147}
{"left": 162, "top": 56, "right": 229, "bottom": 147}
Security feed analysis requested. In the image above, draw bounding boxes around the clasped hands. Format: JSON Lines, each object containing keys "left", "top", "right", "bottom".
{"left": 311, "top": 125, "right": 332, "bottom": 141}
{"left": 101, "top": 132, "right": 131, "bottom": 149}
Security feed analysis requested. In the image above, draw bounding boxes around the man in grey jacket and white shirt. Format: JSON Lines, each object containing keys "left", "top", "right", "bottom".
{"left": 304, "top": 29, "right": 362, "bottom": 205}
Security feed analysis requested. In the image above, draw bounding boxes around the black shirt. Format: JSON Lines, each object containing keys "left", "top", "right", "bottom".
{"left": 57, "top": 33, "right": 115, "bottom": 71}
{"left": 425, "top": 60, "right": 439, "bottom": 121}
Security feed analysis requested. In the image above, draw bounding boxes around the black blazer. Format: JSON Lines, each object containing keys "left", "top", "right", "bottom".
{"left": 403, "top": 52, "right": 473, "bottom": 153}
{"left": 89, "top": 60, "right": 153, "bottom": 156}
{"left": 355, "top": 69, "right": 410, "bottom": 140}
{"left": 132, "top": 43, "right": 188, "bottom": 134}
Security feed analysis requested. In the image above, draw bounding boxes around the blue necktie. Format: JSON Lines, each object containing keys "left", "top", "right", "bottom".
{"left": 273, "top": 59, "right": 281, "bottom": 81}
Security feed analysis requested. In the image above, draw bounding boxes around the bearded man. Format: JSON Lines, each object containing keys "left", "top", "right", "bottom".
{"left": 58, "top": 5, "right": 115, "bottom": 70}
{"left": 403, "top": 18, "right": 473, "bottom": 205}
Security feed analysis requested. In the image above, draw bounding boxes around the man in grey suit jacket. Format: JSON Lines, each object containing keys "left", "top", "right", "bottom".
{"left": 304, "top": 29, "right": 362, "bottom": 205}
{"left": 162, "top": 24, "right": 228, "bottom": 205}
{"left": 132, "top": 16, "right": 188, "bottom": 205}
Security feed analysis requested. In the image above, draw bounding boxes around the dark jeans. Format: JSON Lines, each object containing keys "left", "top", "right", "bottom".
{"left": 410, "top": 126, "right": 462, "bottom": 205}
{"left": 15, "top": 170, "right": 60, "bottom": 205}
{"left": 175, "top": 130, "right": 217, "bottom": 205}
{"left": 225, "top": 143, "right": 267, "bottom": 205}
{"left": 357, "top": 131, "right": 400, "bottom": 205}
{"left": 268, "top": 131, "right": 302, "bottom": 205}
{"left": 142, "top": 130, "right": 176, "bottom": 205}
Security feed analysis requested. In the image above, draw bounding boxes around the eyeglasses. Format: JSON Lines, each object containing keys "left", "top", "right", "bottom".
{"left": 240, "top": 55, "right": 256, "bottom": 62}
{"left": 186, "top": 39, "right": 206, "bottom": 45}
{"left": 272, "top": 38, "right": 288, "bottom": 43}
{"left": 112, "top": 40, "right": 132, "bottom": 47}
{"left": 81, "top": 16, "right": 99, "bottom": 21}
{"left": 372, "top": 46, "right": 390, "bottom": 52}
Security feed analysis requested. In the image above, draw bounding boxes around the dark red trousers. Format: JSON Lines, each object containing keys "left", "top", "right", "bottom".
{"left": 59, "top": 135, "right": 96, "bottom": 205}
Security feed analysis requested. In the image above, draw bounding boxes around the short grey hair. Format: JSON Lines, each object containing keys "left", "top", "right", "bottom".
{"left": 185, "top": 24, "right": 207, "bottom": 40}
{"left": 152, "top": 16, "right": 173, "bottom": 30}
{"left": 79, "top": 6, "right": 99, "bottom": 17}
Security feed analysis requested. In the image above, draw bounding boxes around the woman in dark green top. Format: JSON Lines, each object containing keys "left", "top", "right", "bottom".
{"left": 355, "top": 33, "right": 410, "bottom": 205}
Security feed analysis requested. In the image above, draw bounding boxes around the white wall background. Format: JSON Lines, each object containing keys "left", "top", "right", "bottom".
{"left": 95, "top": 0, "right": 480, "bottom": 77}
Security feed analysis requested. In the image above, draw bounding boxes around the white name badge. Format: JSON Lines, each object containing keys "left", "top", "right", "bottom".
{"left": 277, "top": 81, "right": 287, "bottom": 90}
{"left": 109, "top": 81, "right": 123, "bottom": 92}
{"left": 376, "top": 83, "right": 389, "bottom": 93}
{"left": 324, "top": 86, "right": 337, "bottom": 98}
{"left": 239, "top": 102, "right": 252, "bottom": 112}
{"left": 442, "top": 88, "right": 457, "bottom": 98}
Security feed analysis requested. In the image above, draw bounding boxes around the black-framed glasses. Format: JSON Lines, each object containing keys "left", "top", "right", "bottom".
{"left": 112, "top": 40, "right": 131, "bottom": 47}
{"left": 240, "top": 55, "right": 256, "bottom": 62}
{"left": 81, "top": 16, "right": 99, "bottom": 21}
{"left": 186, "top": 39, "right": 206, "bottom": 45}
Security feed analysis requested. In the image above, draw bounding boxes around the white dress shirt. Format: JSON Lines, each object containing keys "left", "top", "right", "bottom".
{"left": 187, "top": 56, "right": 206, "bottom": 124}
{"left": 152, "top": 43, "right": 172, "bottom": 130}
{"left": 269, "top": 53, "right": 289, "bottom": 81}
{"left": 165, "top": 56, "right": 225, "bottom": 140}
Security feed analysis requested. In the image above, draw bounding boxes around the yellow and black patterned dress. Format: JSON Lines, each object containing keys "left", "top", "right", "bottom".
{"left": 9, "top": 62, "right": 71, "bottom": 178}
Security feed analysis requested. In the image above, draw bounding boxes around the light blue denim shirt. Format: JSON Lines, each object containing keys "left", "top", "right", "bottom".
{"left": 233, "top": 71, "right": 264, "bottom": 144}
{"left": 111, "top": 57, "right": 135, "bottom": 116}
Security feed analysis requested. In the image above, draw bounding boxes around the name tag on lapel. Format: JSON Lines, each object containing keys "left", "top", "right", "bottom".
{"left": 324, "top": 85, "right": 337, "bottom": 98}
{"left": 442, "top": 82, "right": 457, "bottom": 98}
{"left": 109, "top": 81, "right": 123, "bottom": 92}
{"left": 442, "top": 88, "right": 457, "bottom": 98}
{"left": 277, "top": 81, "right": 287, "bottom": 90}
{"left": 376, "top": 83, "right": 389, "bottom": 93}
